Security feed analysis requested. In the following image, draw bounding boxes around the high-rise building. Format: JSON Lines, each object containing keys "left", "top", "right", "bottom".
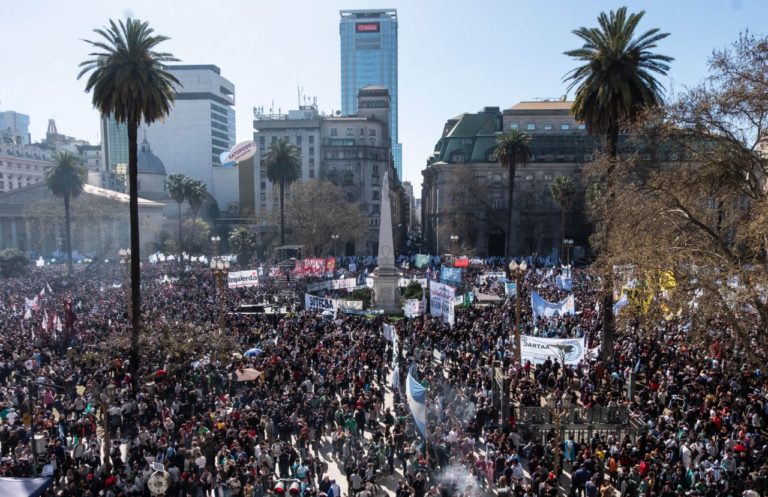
{"left": 137, "top": 65, "right": 237, "bottom": 211}
{"left": 340, "top": 9, "right": 402, "bottom": 180}
{"left": 251, "top": 87, "right": 404, "bottom": 255}
{"left": 0, "top": 110, "right": 31, "bottom": 145}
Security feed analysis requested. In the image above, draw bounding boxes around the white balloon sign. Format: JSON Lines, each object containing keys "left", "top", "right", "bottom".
{"left": 220, "top": 140, "right": 257, "bottom": 167}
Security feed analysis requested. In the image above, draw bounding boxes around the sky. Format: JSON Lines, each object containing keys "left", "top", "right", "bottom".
{"left": 2, "top": 0, "right": 766, "bottom": 196}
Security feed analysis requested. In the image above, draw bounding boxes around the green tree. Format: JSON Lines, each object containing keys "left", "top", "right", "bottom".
{"left": 45, "top": 151, "right": 86, "bottom": 274}
{"left": 403, "top": 281, "right": 424, "bottom": 301}
{"left": 564, "top": 6, "right": 672, "bottom": 363}
{"left": 186, "top": 179, "right": 208, "bottom": 253}
{"left": 229, "top": 226, "right": 259, "bottom": 266}
{"left": 79, "top": 18, "right": 180, "bottom": 384}
{"left": 549, "top": 176, "right": 576, "bottom": 260}
{"left": 166, "top": 173, "right": 189, "bottom": 264}
{"left": 263, "top": 138, "right": 301, "bottom": 246}
{"left": 495, "top": 130, "right": 530, "bottom": 259}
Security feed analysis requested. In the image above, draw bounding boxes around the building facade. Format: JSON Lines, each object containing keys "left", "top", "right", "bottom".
{"left": 250, "top": 87, "right": 403, "bottom": 256}
{"left": 132, "top": 65, "right": 237, "bottom": 212}
{"left": 0, "top": 183, "right": 164, "bottom": 257}
{"left": 340, "top": 9, "right": 402, "bottom": 180}
{"left": 0, "top": 111, "right": 31, "bottom": 145}
{"left": 0, "top": 143, "right": 52, "bottom": 194}
{"left": 422, "top": 100, "right": 594, "bottom": 259}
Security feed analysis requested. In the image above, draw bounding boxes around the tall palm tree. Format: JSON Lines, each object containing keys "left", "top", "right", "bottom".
{"left": 186, "top": 179, "right": 208, "bottom": 252}
{"left": 549, "top": 176, "right": 576, "bottom": 261}
{"left": 79, "top": 18, "right": 180, "bottom": 383}
{"left": 564, "top": 6, "right": 672, "bottom": 363}
{"left": 263, "top": 138, "right": 301, "bottom": 246}
{"left": 166, "top": 173, "right": 188, "bottom": 267}
{"left": 46, "top": 151, "right": 86, "bottom": 274}
{"left": 495, "top": 130, "right": 530, "bottom": 259}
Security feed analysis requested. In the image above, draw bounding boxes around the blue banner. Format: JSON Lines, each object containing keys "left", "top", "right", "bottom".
{"left": 505, "top": 282, "right": 517, "bottom": 298}
{"left": 440, "top": 266, "right": 462, "bottom": 285}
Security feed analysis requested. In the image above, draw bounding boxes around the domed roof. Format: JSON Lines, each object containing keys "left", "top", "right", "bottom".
{"left": 137, "top": 138, "right": 166, "bottom": 175}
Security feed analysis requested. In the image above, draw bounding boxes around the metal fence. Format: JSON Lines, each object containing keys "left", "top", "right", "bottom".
{"left": 516, "top": 406, "right": 630, "bottom": 425}
{"left": 519, "top": 424, "right": 646, "bottom": 446}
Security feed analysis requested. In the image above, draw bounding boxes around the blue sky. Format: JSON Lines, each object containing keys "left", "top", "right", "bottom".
{"left": 1, "top": 0, "right": 765, "bottom": 193}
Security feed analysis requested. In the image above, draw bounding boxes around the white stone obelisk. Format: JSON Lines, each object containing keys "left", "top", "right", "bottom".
{"left": 372, "top": 171, "right": 401, "bottom": 313}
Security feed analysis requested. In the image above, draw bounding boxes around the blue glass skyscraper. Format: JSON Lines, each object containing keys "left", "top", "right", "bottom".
{"left": 340, "top": 9, "right": 402, "bottom": 180}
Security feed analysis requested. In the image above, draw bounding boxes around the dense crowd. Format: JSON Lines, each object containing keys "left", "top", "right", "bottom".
{"left": 0, "top": 258, "right": 766, "bottom": 497}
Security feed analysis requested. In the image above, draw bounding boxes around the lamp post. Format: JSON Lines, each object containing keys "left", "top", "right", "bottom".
{"left": 563, "top": 239, "right": 574, "bottom": 267}
{"left": 508, "top": 260, "right": 527, "bottom": 365}
{"left": 118, "top": 248, "right": 131, "bottom": 319}
{"left": 210, "top": 258, "right": 230, "bottom": 334}
{"left": 331, "top": 234, "right": 339, "bottom": 258}
{"left": 211, "top": 236, "right": 221, "bottom": 258}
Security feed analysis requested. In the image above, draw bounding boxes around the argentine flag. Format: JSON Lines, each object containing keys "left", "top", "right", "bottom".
{"left": 406, "top": 363, "right": 427, "bottom": 438}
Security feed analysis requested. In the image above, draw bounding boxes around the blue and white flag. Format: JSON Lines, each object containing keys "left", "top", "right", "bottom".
{"left": 391, "top": 366, "right": 401, "bottom": 396}
{"left": 613, "top": 292, "right": 629, "bottom": 315}
{"left": 406, "top": 364, "right": 427, "bottom": 438}
{"left": 556, "top": 275, "right": 573, "bottom": 292}
{"left": 439, "top": 266, "right": 462, "bottom": 285}
{"left": 531, "top": 292, "right": 575, "bottom": 319}
{"left": 505, "top": 282, "right": 517, "bottom": 298}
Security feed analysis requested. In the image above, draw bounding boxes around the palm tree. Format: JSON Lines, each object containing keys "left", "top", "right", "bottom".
{"left": 549, "top": 176, "right": 576, "bottom": 261}
{"left": 166, "top": 173, "right": 188, "bottom": 267}
{"left": 263, "top": 138, "right": 301, "bottom": 246}
{"left": 46, "top": 151, "right": 86, "bottom": 274}
{"left": 79, "top": 18, "right": 180, "bottom": 383}
{"left": 564, "top": 6, "right": 672, "bottom": 363}
{"left": 186, "top": 179, "right": 208, "bottom": 252}
{"left": 495, "top": 130, "right": 530, "bottom": 259}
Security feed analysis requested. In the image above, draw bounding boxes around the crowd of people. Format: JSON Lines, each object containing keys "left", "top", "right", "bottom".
{"left": 0, "top": 257, "right": 766, "bottom": 497}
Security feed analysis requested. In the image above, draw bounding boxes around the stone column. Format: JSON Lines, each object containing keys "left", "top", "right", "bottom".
{"left": 10, "top": 218, "right": 18, "bottom": 248}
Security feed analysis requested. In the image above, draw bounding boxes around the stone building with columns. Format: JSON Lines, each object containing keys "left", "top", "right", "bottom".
{"left": 0, "top": 183, "right": 165, "bottom": 258}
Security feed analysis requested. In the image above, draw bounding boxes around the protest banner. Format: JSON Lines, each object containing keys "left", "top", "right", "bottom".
{"left": 304, "top": 294, "right": 336, "bottom": 315}
{"left": 429, "top": 281, "right": 455, "bottom": 326}
{"left": 530, "top": 292, "right": 575, "bottom": 319}
{"left": 227, "top": 270, "right": 259, "bottom": 289}
{"left": 440, "top": 266, "right": 462, "bottom": 285}
{"left": 520, "top": 335, "right": 586, "bottom": 366}
{"left": 404, "top": 299, "right": 426, "bottom": 318}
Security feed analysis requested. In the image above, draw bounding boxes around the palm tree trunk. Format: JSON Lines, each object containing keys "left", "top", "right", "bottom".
{"left": 279, "top": 178, "right": 286, "bottom": 247}
{"left": 64, "top": 193, "right": 73, "bottom": 274}
{"left": 177, "top": 202, "right": 183, "bottom": 274}
{"left": 506, "top": 165, "right": 516, "bottom": 260}
{"left": 601, "top": 125, "right": 620, "bottom": 365}
{"left": 127, "top": 120, "right": 142, "bottom": 391}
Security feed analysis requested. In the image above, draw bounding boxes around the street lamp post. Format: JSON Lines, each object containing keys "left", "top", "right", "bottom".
{"left": 210, "top": 258, "right": 230, "bottom": 334}
{"left": 118, "top": 248, "right": 131, "bottom": 319}
{"left": 563, "top": 239, "right": 574, "bottom": 266}
{"left": 331, "top": 234, "right": 339, "bottom": 258}
{"left": 211, "top": 236, "right": 221, "bottom": 258}
{"left": 508, "top": 260, "right": 528, "bottom": 365}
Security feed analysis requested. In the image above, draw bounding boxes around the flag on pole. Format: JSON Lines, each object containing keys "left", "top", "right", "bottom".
{"left": 406, "top": 363, "right": 427, "bottom": 438}
{"left": 383, "top": 323, "right": 394, "bottom": 342}
{"left": 42, "top": 310, "right": 48, "bottom": 331}
{"left": 24, "top": 296, "right": 39, "bottom": 320}
{"left": 46, "top": 283, "right": 53, "bottom": 294}
{"left": 39, "top": 287, "right": 45, "bottom": 297}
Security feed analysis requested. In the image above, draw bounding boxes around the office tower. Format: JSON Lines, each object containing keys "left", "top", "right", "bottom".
{"left": 0, "top": 110, "right": 31, "bottom": 145}
{"left": 340, "top": 9, "right": 402, "bottom": 180}
{"left": 139, "top": 65, "right": 237, "bottom": 210}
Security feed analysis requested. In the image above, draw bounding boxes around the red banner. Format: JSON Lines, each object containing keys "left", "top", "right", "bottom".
{"left": 454, "top": 258, "right": 470, "bottom": 268}
{"left": 293, "top": 258, "right": 336, "bottom": 278}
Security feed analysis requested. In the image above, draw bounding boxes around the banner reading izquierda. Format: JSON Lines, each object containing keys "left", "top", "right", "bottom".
{"left": 227, "top": 270, "right": 259, "bottom": 289}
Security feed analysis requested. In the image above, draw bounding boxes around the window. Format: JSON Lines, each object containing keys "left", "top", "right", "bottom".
{"left": 296, "top": 136, "right": 302, "bottom": 146}
{"left": 260, "top": 182, "right": 266, "bottom": 189}
{"left": 309, "top": 136, "right": 314, "bottom": 144}
{"left": 346, "top": 128, "right": 354, "bottom": 136}
{"left": 309, "top": 158, "right": 315, "bottom": 167}
{"left": 544, "top": 123, "right": 553, "bottom": 131}
{"left": 493, "top": 173, "right": 501, "bottom": 182}
{"left": 509, "top": 123, "right": 519, "bottom": 130}
{"left": 561, "top": 123, "right": 571, "bottom": 131}
{"left": 526, "top": 123, "right": 536, "bottom": 131}
{"left": 577, "top": 123, "right": 586, "bottom": 130}
{"left": 309, "top": 147, "right": 314, "bottom": 156}
{"left": 331, "top": 128, "right": 338, "bottom": 137}
{"left": 544, "top": 174, "right": 553, "bottom": 181}
{"left": 360, "top": 128, "right": 365, "bottom": 136}
{"left": 492, "top": 194, "right": 503, "bottom": 210}
{"left": 369, "top": 138, "right": 376, "bottom": 145}
{"left": 261, "top": 193, "right": 266, "bottom": 201}
{"left": 369, "top": 128, "right": 376, "bottom": 136}
{"left": 271, "top": 136, "right": 277, "bottom": 144}
{"left": 309, "top": 169, "right": 315, "bottom": 179}
{"left": 372, "top": 165, "right": 379, "bottom": 177}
